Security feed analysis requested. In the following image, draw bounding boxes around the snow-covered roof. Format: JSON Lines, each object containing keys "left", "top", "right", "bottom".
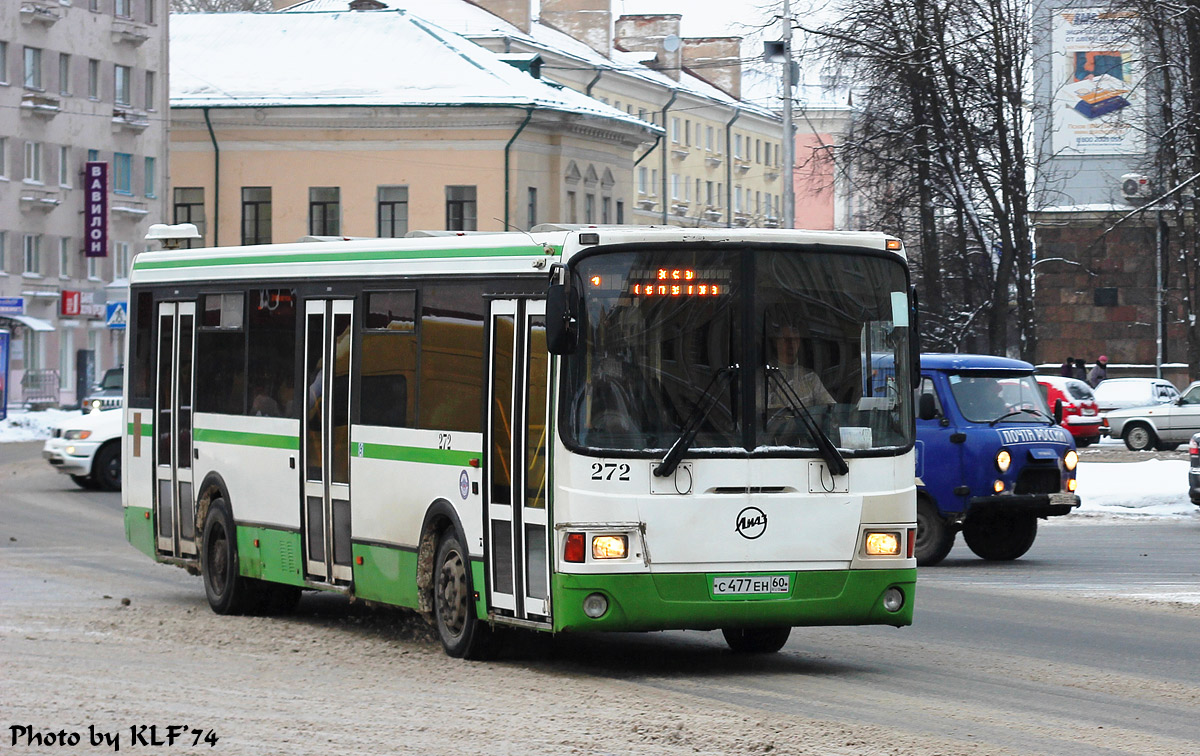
{"left": 169, "top": 9, "right": 658, "bottom": 132}
{"left": 280, "top": 0, "right": 779, "bottom": 120}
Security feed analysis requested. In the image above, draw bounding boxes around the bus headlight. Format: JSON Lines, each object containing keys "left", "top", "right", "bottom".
{"left": 583, "top": 593, "right": 609, "bottom": 618}
{"left": 1064, "top": 450, "right": 1078, "bottom": 471}
{"left": 883, "top": 587, "right": 905, "bottom": 613}
{"left": 592, "top": 535, "right": 627, "bottom": 559}
{"left": 996, "top": 449, "right": 1012, "bottom": 473}
{"left": 864, "top": 531, "right": 901, "bottom": 556}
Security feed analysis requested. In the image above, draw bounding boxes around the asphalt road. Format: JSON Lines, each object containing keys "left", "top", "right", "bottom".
{"left": 2, "top": 440, "right": 1199, "bottom": 756}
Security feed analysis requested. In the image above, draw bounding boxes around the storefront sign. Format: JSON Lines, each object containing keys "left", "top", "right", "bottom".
{"left": 61, "top": 290, "right": 81, "bottom": 317}
{"left": 0, "top": 297, "right": 25, "bottom": 316}
{"left": 85, "top": 161, "right": 109, "bottom": 258}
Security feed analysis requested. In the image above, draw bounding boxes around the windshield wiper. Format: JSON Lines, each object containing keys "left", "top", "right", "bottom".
{"left": 988, "top": 408, "right": 1056, "bottom": 426}
{"left": 654, "top": 365, "right": 737, "bottom": 478}
{"left": 765, "top": 365, "right": 849, "bottom": 476}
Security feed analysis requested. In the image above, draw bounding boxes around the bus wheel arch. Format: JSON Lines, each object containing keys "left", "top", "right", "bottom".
{"left": 194, "top": 472, "right": 233, "bottom": 554}
{"left": 416, "top": 500, "right": 470, "bottom": 620}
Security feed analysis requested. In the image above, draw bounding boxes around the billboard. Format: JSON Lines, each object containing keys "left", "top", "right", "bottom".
{"left": 1051, "top": 8, "right": 1142, "bottom": 155}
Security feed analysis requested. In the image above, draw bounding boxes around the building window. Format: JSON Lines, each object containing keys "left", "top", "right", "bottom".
{"left": 706, "top": 126, "right": 714, "bottom": 150}
{"left": 59, "top": 237, "right": 71, "bottom": 278}
{"left": 144, "top": 156, "right": 155, "bottom": 197}
{"left": 114, "top": 65, "right": 131, "bottom": 106}
{"left": 59, "top": 53, "right": 70, "bottom": 96}
{"left": 87, "top": 255, "right": 99, "bottom": 280}
{"left": 87, "top": 149, "right": 98, "bottom": 162}
{"left": 685, "top": 119, "right": 691, "bottom": 146}
{"left": 0, "top": 232, "right": 6, "bottom": 273}
{"left": 173, "top": 187, "right": 206, "bottom": 248}
{"left": 585, "top": 194, "right": 595, "bottom": 224}
{"left": 23, "top": 234, "right": 41, "bottom": 275}
{"left": 671, "top": 174, "right": 680, "bottom": 199}
{"left": 58, "top": 146, "right": 70, "bottom": 187}
{"left": 444, "top": 185, "right": 476, "bottom": 231}
{"left": 113, "top": 242, "right": 130, "bottom": 278}
{"left": 638, "top": 167, "right": 647, "bottom": 194}
{"left": 87, "top": 59, "right": 99, "bottom": 99}
{"left": 616, "top": 200, "right": 624, "bottom": 225}
{"left": 602, "top": 197, "right": 611, "bottom": 224}
{"left": 1094, "top": 287, "right": 1119, "bottom": 307}
{"left": 145, "top": 71, "right": 155, "bottom": 110}
{"left": 115, "top": 0, "right": 131, "bottom": 18}
{"left": 0, "top": 42, "right": 7, "bottom": 84}
{"left": 0, "top": 138, "right": 7, "bottom": 178}
{"left": 735, "top": 134, "right": 742, "bottom": 159}
{"left": 756, "top": 139, "right": 762, "bottom": 163}
{"left": 566, "top": 190, "right": 576, "bottom": 223}
{"left": 671, "top": 117, "right": 680, "bottom": 143}
{"left": 526, "top": 187, "right": 537, "bottom": 229}
{"left": 241, "top": 186, "right": 272, "bottom": 245}
{"left": 309, "top": 187, "right": 340, "bottom": 236}
{"left": 24, "top": 47, "right": 41, "bottom": 90}
{"left": 114, "top": 153, "right": 132, "bottom": 194}
{"left": 147, "top": 0, "right": 155, "bottom": 24}
{"left": 24, "top": 141, "right": 42, "bottom": 183}
{"left": 377, "top": 185, "right": 408, "bottom": 237}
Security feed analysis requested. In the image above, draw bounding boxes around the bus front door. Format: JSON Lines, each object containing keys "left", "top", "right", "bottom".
{"left": 486, "top": 299, "right": 551, "bottom": 623}
{"left": 154, "top": 301, "right": 197, "bottom": 559}
{"left": 301, "top": 299, "right": 354, "bottom": 585}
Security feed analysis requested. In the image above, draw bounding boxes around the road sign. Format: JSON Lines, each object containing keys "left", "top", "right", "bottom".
{"left": 106, "top": 301, "right": 128, "bottom": 329}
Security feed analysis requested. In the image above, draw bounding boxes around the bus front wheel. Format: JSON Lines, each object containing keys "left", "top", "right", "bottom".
{"left": 434, "top": 532, "right": 491, "bottom": 659}
{"left": 721, "top": 627, "right": 791, "bottom": 653}
{"left": 962, "top": 514, "right": 1037, "bottom": 561}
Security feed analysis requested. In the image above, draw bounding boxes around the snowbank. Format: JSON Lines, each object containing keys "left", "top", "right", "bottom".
{"left": 1068, "top": 458, "right": 1196, "bottom": 520}
{"left": 0, "top": 408, "right": 79, "bottom": 443}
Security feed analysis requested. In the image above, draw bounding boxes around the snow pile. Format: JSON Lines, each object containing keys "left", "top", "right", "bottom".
{"left": 0, "top": 409, "right": 78, "bottom": 443}
{"left": 1072, "top": 458, "right": 1195, "bottom": 519}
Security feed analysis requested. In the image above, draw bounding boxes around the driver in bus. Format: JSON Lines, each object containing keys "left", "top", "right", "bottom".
{"left": 769, "top": 323, "right": 835, "bottom": 410}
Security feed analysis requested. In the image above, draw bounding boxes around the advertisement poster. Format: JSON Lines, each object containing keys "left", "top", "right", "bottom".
{"left": 0, "top": 329, "right": 9, "bottom": 421}
{"left": 1051, "top": 8, "right": 1142, "bottom": 155}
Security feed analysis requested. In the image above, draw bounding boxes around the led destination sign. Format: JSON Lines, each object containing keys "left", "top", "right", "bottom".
{"left": 590, "top": 268, "right": 731, "bottom": 298}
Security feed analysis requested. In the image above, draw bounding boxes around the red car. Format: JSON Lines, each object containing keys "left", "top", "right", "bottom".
{"left": 1036, "top": 375, "right": 1102, "bottom": 446}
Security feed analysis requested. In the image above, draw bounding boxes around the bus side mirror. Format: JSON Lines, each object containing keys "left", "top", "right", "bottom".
{"left": 546, "top": 266, "right": 578, "bottom": 355}
{"left": 918, "top": 392, "right": 937, "bottom": 421}
{"left": 1054, "top": 398, "right": 1063, "bottom": 423}
{"left": 908, "top": 285, "right": 921, "bottom": 389}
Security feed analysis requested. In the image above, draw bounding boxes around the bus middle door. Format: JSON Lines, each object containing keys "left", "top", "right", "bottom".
{"left": 154, "top": 301, "right": 197, "bottom": 559}
{"left": 485, "top": 298, "right": 551, "bottom": 624}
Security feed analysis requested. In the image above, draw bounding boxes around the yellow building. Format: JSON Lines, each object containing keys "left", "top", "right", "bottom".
{"left": 168, "top": 9, "right": 659, "bottom": 245}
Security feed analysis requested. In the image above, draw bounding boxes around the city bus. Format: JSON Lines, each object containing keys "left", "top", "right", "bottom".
{"left": 122, "top": 226, "right": 919, "bottom": 658}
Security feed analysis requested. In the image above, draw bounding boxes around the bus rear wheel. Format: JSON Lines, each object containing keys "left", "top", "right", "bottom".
{"left": 434, "top": 532, "right": 491, "bottom": 659}
{"left": 962, "top": 514, "right": 1037, "bottom": 561}
{"left": 721, "top": 627, "right": 791, "bottom": 653}
{"left": 201, "top": 498, "right": 257, "bottom": 615}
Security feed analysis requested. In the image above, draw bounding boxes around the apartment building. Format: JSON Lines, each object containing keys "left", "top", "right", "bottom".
{"left": 0, "top": 0, "right": 168, "bottom": 406}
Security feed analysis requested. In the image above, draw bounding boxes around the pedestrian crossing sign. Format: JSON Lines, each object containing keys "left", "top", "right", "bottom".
{"left": 106, "top": 301, "right": 128, "bottom": 329}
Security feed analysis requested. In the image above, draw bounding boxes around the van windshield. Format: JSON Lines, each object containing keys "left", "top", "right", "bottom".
{"left": 948, "top": 373, "right": 1050, "bottom": 423}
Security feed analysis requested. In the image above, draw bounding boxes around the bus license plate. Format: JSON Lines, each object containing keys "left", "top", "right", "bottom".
{"left": 712, "top": 575, "right": 790, "bottom": 596}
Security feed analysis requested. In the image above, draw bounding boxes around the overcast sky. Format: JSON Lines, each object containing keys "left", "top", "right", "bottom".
{"left": 614, "top": 0, "right": 783, "bottom": 39}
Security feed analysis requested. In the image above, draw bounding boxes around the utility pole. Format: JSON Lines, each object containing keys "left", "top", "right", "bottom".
{"left": 781, "top": 0, "right": 795, "bottom": 229}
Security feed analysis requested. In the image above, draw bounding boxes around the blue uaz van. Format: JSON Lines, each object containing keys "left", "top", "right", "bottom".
{"left": 915, "top": 354, "right": 1080, "bottom": 565}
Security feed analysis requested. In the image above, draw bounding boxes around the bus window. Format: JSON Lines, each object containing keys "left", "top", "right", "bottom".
{"left": 361, "top": 290, "right": 416, "bottom": 427}
{"left": 418, "top": 283, "right": 485, "bottom": 433}
{"left": 248, "top": 289, "right": 296, "bottom": 417}
{"left": 196, "top": 293, "right": 247, "bottom": 415}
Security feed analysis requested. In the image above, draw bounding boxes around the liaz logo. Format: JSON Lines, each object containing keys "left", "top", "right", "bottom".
{"left": 735, "top": 507, "right": 767, "bottom": 539}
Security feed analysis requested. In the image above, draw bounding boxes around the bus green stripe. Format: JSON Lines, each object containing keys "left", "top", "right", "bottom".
{"left": 359, "top": 442, "right": 476, "bottom": 467}
{"left": 133, "top": 245, "right": 558, "bottom": 271}
{"left": 193, "top": 428, "right": 300, "bottom": 450}
{"left": 127, "top": 422, "right": 153, "bottom": 436}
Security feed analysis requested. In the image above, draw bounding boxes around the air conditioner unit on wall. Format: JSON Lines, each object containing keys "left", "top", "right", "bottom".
{"left": 1121, "top": 173, "right": 1154, "bottom": 202}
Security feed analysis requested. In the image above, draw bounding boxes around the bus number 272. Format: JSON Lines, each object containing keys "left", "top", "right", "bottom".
{"left": 591, "top": 462, "right": 630, "bottom": 481}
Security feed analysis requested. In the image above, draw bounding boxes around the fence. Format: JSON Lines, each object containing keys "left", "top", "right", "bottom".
{"left": 20, "top": 369, "right": 60, "bottom": 405}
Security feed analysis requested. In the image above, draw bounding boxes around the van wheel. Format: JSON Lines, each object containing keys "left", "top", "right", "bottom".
{"left": 201, "top": 498, "right": 257, "bottom": 615}
{"left": 722, "top": 626, "right": 791, "bottom": 653}
{"left": 92, "top": 442, "right": 121, "bottom": 491}
{"left": 962, "top": 514, "right": 1037, "bottom": 561}
{"left": 1124, "top": 423, "right": 1156, "bottom": 452}
{"left": 915, "top": 498, "right": 954, "bottom": 566}
{"left": 433, "top": 532, "right": 492, "bottom": 659}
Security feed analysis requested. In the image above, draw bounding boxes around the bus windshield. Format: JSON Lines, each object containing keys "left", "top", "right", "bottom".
{"left": 564, "top": 246, "right": 914, "bottom": 455}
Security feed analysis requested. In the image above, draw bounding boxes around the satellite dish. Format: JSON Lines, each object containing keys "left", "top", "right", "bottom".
{"left": 663, "top": 34, "right": 681, "bottom": 52}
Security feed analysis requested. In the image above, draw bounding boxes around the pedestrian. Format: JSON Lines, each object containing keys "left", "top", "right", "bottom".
{"left": 1072, "top": 358, "right": 1087, "bottom": 382}
{"left": 1087, "top": 355, "right": 1108, "bottom": 387}
{"left": 1060, "top": 356, "right": 1074, "bottom": 377}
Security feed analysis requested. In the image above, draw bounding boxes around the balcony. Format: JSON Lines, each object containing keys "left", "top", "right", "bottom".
{"left": 734, "top": 159, "right": 751, "bottom": 175}
{"left": 670, "top": 200, "right": 690, "bottom": 216}
{"left": 112, "top": 107, "right": 151, "bottom": 132}
{"left": 20, "top": 1, "right": 61, "bottom": 25}
{"left": 636, "top": 197, "right": 658, "bottom": 211}
{"left": 703, "top": 208, "right": 723, "bottom": 222}
{"left": 670, "top": 144, "right": 690, "bottom": 160}
{"left": 21, "top": 91, "right": 61, "bottom": 118}
{"left": 765, "top": 169, "right": 780, "bottom": 181}
{"left": 705, "top": 154, "right": 723, "bottom": 168}
{"left": 763, "top": 216, "right": 780, "bottom": 228}
{"left": 111, "top": 198, "right": 150, "bottom": 217}
{"left": 733, "top": 212, "right": 751, "bottom": 227}
{"left": 112, "top": 19, "right": 151, "bottom": 45}
{"left": 19, "top": 187, "right": 62, "bottom": 212}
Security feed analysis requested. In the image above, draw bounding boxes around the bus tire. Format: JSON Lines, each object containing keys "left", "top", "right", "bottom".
{"left": 962, "top": 514, "right": 1037, "bottom": 561}
{"left": 433, "top": 532, "right": 491, "bottom": 659}
{"left": 721, "top": 626, "right": 791, "bottom": 653}
{"left": 201, "top": 498, "right": 257, "bottom": 615}
{"left": 915, "top": 498, "right": 954, "bottom": 566}
{"left": 1124, "top": 423, "right": 1156, "bottom": 452}
{"left": 92, "top": 442, "right": 122, "bottom": 492}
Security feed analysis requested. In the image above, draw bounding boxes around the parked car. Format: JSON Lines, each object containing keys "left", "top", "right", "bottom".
{"left": 82, "top": 367, "right": 124, "bottom": 414}
{"left": 1189, "top": 433, "right": 1200, "bottom": 506}
{"left": 1092, "top": 377, "right": 1179, "bottom": 414}
{"left": 42, "top": 407, "right": 123, "bottom": 490}
{"left": 1036, "top": 375, "right": 1102, "bottom": 447}
{"left": 1105, "top": 380, "right": 1200, "bottom": 451}
{"left": 915, "top": 354, "right": 1080, "bottom": 566}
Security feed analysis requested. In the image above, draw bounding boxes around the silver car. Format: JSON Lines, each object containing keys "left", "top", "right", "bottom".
{"left": 1104, "top": 380, "right": 1200, "bottom": 451}
{"left": 1093, "top": 377, "right": 1179, "bottom": 414}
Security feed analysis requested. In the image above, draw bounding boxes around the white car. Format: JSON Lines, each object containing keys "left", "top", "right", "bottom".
{"left": 1104, "top": 380, "right": 1200, "bottom": 452}
{"left": 42, "top": 407, "right": 123, "bottom": 490}
{"left": 1093, "top": 377, "right": 1180, "bottom": 414}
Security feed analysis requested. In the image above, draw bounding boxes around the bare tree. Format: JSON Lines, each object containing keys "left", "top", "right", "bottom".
{"left": 171, "top": 0, "right": 273, "bottom": 12}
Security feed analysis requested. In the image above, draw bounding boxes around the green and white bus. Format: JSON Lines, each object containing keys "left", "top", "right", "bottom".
{"left": 122, "top": 226, "right": 919, "bottom": 657}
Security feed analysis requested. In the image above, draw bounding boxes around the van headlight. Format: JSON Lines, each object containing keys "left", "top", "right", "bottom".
{"left": 1064, "top": 450, "right": 1078, "bottom": 471}
{"left": 996, "top": 449, "right": 1012, "bottom": 473}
